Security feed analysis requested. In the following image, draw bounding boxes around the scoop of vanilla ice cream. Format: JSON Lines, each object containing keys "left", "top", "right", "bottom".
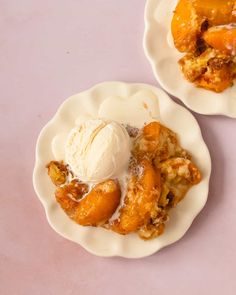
{"left": 65, "top": 119, "right": 131, "bottom": 182}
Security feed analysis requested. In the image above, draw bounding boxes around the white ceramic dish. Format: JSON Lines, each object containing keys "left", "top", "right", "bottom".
{"left": 33, "top": 82, "right": 211, "bottom": 258}
{"left": 144, "top": 0, "right": 236, "bottom": 118}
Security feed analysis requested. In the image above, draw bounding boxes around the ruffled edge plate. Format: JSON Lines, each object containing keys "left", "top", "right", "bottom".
{"left": 144, "top": 0, "right": 236, "bottom": 117}
{"left": 33, "top": 81, "right": 211, "bottom": 258}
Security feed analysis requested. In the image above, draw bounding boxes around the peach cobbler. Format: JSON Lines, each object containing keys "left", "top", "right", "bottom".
{"left": 47, "top": 120, "right": 201, "bottom": 240}
{"left": 171, "top": 0, "right": 236, "bottom": 92}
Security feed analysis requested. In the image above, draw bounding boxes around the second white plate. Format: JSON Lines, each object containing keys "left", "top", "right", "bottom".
{"left": 144, "top": 0, "right": 236, "bottom": 118}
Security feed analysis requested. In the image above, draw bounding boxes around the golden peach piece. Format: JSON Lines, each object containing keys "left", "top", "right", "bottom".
{"left": 142, "top": 121, "right": 161, "bottom": 140}
{"left": 179, "top": 49, "right": 235, "bottom": 93}
{"left": 110, "top": 159, "right": 162, "bottom": 238}
{"left": 171, "top": 0, "right": 200, "bottom": 52}
{"left": 172, "top": 0, "right": 236, "bottom": 53}
{"left": 196, "top": 70, "right": 234, "bottom": 92}
{"left": 132, "top": 121, "right": 161, "bottom": 160}
{"left": 193, "top": 0, "right": 236, "bottom": 26}
{"left": 55, "top": 179, "right": 121, "bottom": 226}
{"left": 133, "top": 122, "right": 189, "bottom": 162}
{"left": 203, "top": 26, "right": 236, "bottom": 56}
{"left": 46, "top": 161, "right": 68, "bottom": 186}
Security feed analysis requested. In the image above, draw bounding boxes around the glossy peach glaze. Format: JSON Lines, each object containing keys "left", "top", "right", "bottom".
{"left": 55, "top": 180, "right": 121, "bottom": 226}
{"left": 204, "top": 25, "right": 236, "bottom": 56}
{"left": 171, "top": 0, "right": 199, "bottom": 52}
{"left": 193, "top": 0, "right": 236, "bottom": 26}
{"left": 171, "top": 0, "right": 236, "bottom": 53}
{"left": 110, "top": 159, "right": 162, "bottom": 235}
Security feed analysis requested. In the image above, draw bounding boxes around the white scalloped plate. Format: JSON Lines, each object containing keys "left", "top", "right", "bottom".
{"left": 33, "top": 82, "right": 211, "bottom": 258}
{"left": 144, "top": 0, "right": 236, "bottom": 117}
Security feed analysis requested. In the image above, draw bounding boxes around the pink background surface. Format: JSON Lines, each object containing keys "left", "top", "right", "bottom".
{"left": 1, "top": 1, "right": 236, "bottom": 294}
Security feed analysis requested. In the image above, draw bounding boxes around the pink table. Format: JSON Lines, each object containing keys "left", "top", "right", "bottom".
{"left": 1, "top": 1, "right": 236, "bottom": 294}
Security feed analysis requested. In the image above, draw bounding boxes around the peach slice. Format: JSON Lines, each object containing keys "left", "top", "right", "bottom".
{"left": 110, "top": 159, "right": 161, "bottom": 236}
{"left": 172, "top": 0, "right": 236, "bottom": 53}
{"left": 203, "top": 26, "right": 236, "bottom": 56}
{"left": 193, "top": 0, "right": 236, "bottom": 26}
{"left": 55, "top": 179, "right": 121, "bottom": 226}
{"left": 171, "top": 0, "right": 200, "bottom": 52}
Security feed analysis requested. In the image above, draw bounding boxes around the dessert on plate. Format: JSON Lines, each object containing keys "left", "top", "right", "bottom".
{"left": 47, "top": 119, "right": 201, "bottom": 240}
{"left": 33, "top": 82, "right": 211, "bottom": 256}
{"left": 171, "top": 0, "right": 236, "bottom": 92}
